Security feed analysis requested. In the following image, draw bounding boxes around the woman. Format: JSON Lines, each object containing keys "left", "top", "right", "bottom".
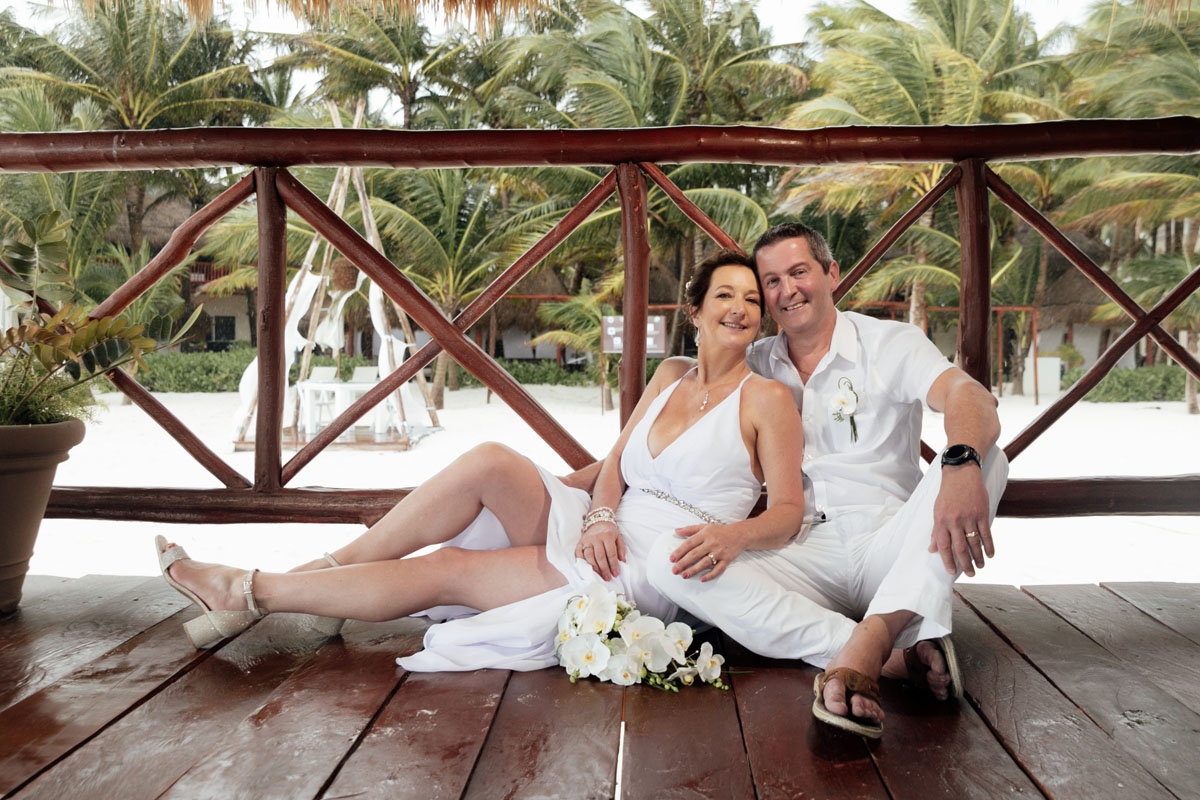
{"left": 157, "top": 249, "right": 806, "bottom": 671}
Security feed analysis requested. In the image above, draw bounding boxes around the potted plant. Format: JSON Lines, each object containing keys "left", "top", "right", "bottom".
{"left": 0, "top": 212, "right": 197, "bottom": 612}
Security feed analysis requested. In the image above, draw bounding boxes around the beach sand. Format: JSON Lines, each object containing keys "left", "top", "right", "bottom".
{"left": 30, "top": 383, "right": 1200, "bottom": 586}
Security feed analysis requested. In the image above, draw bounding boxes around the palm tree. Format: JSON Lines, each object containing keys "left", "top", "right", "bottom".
{"left": 531, "top": 275, "right": 620, "bottom": 411}
{"left": 0, "top": 0, "right": 269, "bottom": 249}
{"left": 781, "top": 0, "right": 1065, "bottom": 329}
{"left": 0, "top": 85, "right": 123, "bottom": 283}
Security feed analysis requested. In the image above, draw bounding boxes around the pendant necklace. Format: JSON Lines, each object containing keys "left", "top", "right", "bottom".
{"left": 697, "top": 369, "right": 748, "bottom": 411}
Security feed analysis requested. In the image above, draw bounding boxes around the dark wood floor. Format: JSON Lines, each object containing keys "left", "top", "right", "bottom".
{"left": 1, "top": 575, "right": 1197, "bottom": 799}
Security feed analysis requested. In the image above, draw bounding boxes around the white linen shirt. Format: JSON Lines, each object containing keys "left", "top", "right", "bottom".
{"left": 747, "top": 310, "right": 953, "bottom": 519}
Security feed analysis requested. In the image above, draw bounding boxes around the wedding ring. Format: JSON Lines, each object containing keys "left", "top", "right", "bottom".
{"left": 965, "top": 531, "right": 979, "bottom": 539}
{"left": 708, "top": 553, "right": 717, "bottom": 568}
{"left": 583, "top": 543, "right": 595, "bottom": 551}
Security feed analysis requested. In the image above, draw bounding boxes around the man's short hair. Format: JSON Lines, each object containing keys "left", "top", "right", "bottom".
{"left": 752, "top": 222, "right": 835, "bottom": 274}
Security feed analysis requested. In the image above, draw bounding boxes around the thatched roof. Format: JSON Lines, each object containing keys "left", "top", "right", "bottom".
{"left": 112, "top": 0, "right": 545, "bottom": 23}
{"left": 493, "top": 266, "right": 568, "bottom": 334}
{"left": 1041, "top": 266, "right": 1113, "bottom": 328}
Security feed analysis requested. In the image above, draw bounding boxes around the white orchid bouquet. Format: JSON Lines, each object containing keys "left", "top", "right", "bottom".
{"left": 555, "top": 583, "right": 727, "bottom": 691}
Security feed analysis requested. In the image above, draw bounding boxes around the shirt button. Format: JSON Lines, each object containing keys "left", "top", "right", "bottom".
{"left": 803, "top": 453, "right": 813, "bottom": 463}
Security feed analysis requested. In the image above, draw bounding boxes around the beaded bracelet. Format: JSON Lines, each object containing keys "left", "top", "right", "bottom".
{"left": 582, "top": 506, "right": 616, "bottom": 532}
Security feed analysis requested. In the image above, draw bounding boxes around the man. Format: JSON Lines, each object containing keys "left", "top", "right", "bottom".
{"left": 646, "top": 222, "right": 1009, "bottom": 737}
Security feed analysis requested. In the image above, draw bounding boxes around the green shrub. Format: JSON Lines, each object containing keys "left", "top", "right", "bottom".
{"left": 1060, "top": 364, "right": 1185, "bottom": 402}
{"left": 139, "top": 348, "right": 258, "bottom": 392}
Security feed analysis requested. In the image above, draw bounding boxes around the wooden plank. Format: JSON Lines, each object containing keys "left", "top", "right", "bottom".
{"left": 0, "top": 575, "right": 144, "bottom": 631}
{"left": 12, "top": 613, "right": 328, "bottom": 800}
{"left": 327, "top": 667, "right": 508, "bottom": 800}
{"left": 1027, "top": 583, "right": 1200, "bottom": 715}
{"left": 622, "top": 680, "right": 754, "bottom": 800}
{"left": 871, "top": 679, "right": 1041, "bottom": 799}
{"left": 964, "top": 584, "right": 1200, "bottom": 799}
{"left": 0, "top": 577, "right": 188, "bottom": 713}
{"left": 6, "top": 575, "right": 75, "bottom": 607}
{"left": 732, "top": 666, "right": 888, "bottom": 800}
{"left": 1104, "top": 582, "right": 1200, "bottom": 646}
{"left": 160, "top": 617, "right": 427, "bottom": 800}
{"left": 0, "top": 608, "right": 203, "bottom": 796}
{"left": 463, "top": 669, "right": 622, "bottom": 800}
{"left": 953, "top": 587, "right": 1179, "bottom": 799}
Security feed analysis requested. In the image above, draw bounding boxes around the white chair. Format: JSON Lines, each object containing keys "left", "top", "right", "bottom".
{"left": 299, "top": 365, "right": 339, "bottom": 436}
{"left": 346, "top": 366, "right": 385, "bottom": 434}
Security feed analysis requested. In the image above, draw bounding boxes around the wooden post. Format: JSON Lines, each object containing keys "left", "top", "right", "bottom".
{"left": 617, "top": 162, "right": 650, "bottom": 426}
{"left": 254, "top": 167, "right": 287, "bottom": 491}
{"left": 955, "top": 158, "right": 991, "bottom": 386}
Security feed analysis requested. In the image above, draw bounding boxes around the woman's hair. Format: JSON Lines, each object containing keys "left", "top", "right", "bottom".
{"left": 685, "top": 248, "right": 762, "bottom": 311}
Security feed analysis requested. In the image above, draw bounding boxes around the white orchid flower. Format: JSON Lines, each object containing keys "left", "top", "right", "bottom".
{"left": 578, "top": 585, "right": 619, "bottom": 636}
{"left": 561, "top": 632, "right": 610, "bottom": 679}
{"left": 664, "top": 622, "right": 693, "bottom": 665}
{"left": 696, "top": 641, "right": 725, "bottom": 682}
{"left": 601, "top": 653, "right": 639, "bottom": 686}
{"left": 620, "top": 613, "right": 665, "bottom": 647}
{"left": 668, "top": 665, "right": 699, "bottom": 686}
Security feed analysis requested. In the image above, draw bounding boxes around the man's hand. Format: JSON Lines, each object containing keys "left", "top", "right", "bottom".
{"left": 928, "top": 465, "right": 994, "bottom": 577}
{"left": 670, "top": 524, "right": 745, "bottom": 582}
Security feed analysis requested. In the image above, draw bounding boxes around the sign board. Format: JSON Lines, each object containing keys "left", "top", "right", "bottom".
{"left": 601, "top": 315, "right": 666, "bottom": 355}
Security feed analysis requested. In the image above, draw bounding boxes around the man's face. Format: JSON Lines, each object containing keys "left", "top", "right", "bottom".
{"left": 755, "top": 237, "right": 840, "bottom": 339}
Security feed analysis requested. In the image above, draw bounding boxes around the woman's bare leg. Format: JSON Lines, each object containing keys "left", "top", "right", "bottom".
{"left": 168, "top": 545, "right": 567, "bottom": 622}
{"left": 291, "top": 442, "right": 553, "bottom": 572}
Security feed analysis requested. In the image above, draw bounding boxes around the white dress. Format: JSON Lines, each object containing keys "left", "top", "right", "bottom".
{"left": 397, "top": 371, "right": 762, "bottom": 672}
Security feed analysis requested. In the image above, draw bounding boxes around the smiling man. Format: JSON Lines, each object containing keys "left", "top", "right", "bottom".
{"left": 648, "top": 222, "right": 1009, "bottom": 738}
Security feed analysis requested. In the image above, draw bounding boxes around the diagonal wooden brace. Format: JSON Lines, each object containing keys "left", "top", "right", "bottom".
{"left": 1006, "top": 261, "right": 1200, "bottom": 460}
{"left": 986, "top": 167, "right": 1200, "bottom": 382}
{"left": 274, "top": 170, "right": 595, "bottom": 474}
{"left": 280, "top": 171, "right": 617, "bottom": 484}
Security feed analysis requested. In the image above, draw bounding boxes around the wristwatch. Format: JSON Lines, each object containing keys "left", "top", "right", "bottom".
{"left": 941, "top": 443, "right": 981, "bottom": 469}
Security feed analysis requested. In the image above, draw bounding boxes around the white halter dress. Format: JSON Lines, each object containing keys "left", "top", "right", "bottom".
{"left": 398, "top": 371, "right": 762, "bottom": 672}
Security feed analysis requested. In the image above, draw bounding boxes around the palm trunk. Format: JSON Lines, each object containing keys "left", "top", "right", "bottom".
{"left": 599, "top": 352, "right": 613, "bottom": 412}
{"left": 432, "top": 350, "right": 449, "bottom": 409}
{"left": 125, "top": 177, "right": 146, "bottom": 251}
{"left": 1010, "top": 240, "right": 1053, "bottom": 397}
{"left": 909, "top": 208, "right": 933, "bottom": 331}
{"left": 1187, "top": 329, "right": 1198, "bottom": 415}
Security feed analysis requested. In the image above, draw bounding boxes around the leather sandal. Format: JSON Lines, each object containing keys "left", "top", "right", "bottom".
{"left": 904, "top": 634, "right": 964, "bottom": 700}
{"left": 291, "top": 553, "right": 345, "bottom": 637}
{"left": 155, "top": 535, "right": 264, "bottom": 650}
{"left": 812, "top": 667, "right": 884, "bottom": 738}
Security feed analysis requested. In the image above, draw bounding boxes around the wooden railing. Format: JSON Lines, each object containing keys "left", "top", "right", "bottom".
{"left": 1, "top": 118, "right": 1197, "bottom": 524}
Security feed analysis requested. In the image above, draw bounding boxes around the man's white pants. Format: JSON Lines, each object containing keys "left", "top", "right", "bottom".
{"left": 647, "top": 447, "right": 1009, "bottom": 668}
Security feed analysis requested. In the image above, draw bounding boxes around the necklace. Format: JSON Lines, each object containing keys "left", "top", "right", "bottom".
{"left": 696, "top": 369, "right": 748, "bottom": 411}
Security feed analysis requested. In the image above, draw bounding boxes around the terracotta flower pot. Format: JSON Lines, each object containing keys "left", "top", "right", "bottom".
{"left": 0, "top": 418, "right": 85, "bottom": 613}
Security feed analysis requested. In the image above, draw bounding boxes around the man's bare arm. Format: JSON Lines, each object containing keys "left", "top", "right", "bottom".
{"left": 925, "top": 367, "right": 1001, "bottom": 577}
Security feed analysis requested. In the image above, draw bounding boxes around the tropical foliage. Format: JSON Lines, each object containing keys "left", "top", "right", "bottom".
{"left": 0, "top": 0, "right": 1197, "bottom": 414}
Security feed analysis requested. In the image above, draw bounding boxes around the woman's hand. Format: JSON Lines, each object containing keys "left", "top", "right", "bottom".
{"left": 670, "top": 524, "right": 744, "bottom": 581}
{"left": 576, "top": 521, "right": 626, "bottom": 581}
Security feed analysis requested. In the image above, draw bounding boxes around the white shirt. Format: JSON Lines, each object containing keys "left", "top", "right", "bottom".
{"left": 747, "top": 310, "right": 952, "bottom": 518}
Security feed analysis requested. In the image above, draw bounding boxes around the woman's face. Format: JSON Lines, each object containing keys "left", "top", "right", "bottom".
{"left": 690, "top": 264, "right": 762, "bottom": 352}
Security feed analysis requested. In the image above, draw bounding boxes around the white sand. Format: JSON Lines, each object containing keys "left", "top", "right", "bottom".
{"left": 29, "top": 384, "right": 1200, "bottom": 586}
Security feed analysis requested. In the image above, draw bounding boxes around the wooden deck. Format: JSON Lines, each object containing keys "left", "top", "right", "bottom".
{"left": 1, "top": 576, "right": 1197, "bottom": 799}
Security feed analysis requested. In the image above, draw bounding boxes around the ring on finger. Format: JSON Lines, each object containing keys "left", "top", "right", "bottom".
{"left": 708, "top": 553, "right": 717, "bottom": 568}
{"left": 965, "top": 531, "right": 979, "bottom": 539}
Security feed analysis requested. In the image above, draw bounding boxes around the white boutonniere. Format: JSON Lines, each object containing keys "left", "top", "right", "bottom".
{"left": 829, "top": 377, "right": 859, "bottom": 442}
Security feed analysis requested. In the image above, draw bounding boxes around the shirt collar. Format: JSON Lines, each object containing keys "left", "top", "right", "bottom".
{"left": 769, "top": 310, "right": 861, "bottom": 374}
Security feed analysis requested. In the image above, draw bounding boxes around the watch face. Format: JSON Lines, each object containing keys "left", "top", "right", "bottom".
{"left": 945, "top": 444, "right": 967, "bottom": 460}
